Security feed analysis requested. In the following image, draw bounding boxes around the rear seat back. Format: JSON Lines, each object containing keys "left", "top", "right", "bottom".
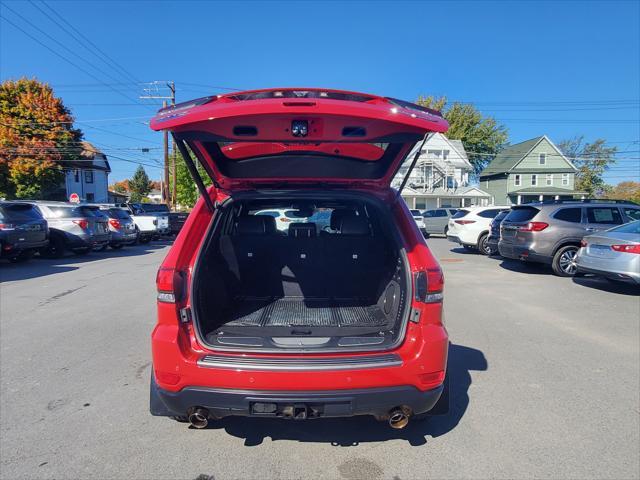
{"left": 280, "top": 222, "right": 323, "bottom": 297}
{"left": 325, "top": 215, "right": 384, "bottom": 299}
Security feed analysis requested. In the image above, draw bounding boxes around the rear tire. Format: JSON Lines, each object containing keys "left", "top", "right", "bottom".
{"left": 40, "top": 235, "right": 65, "bottom": 259}
{"left": 477, "top": 233, "right": 491, "bottom": 255}
{"left": 139, "top": 235, "right": 151, "bottom": 244}
{"left": 552, "top": 245, "right": 579, "bottom": 277}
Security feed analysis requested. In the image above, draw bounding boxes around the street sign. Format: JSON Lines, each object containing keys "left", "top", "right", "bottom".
{"left": 69, "top": 193, "right": 80, "bottom": 203}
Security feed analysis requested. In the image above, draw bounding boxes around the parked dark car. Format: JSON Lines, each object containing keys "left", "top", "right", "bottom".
{"left": 93, "top": 206, "right": 138, "bottom": 249}
{"left": 0, "top": 201, "right": 49, "bottom": 262}
{"left": 487, "top": 209, "right": 510, "bottom": 255}
{"left": 34, "top": 202, "right": 110, "bottom": 258}
{"left": 499, "top": 200, "right": 640, "bottom": 276}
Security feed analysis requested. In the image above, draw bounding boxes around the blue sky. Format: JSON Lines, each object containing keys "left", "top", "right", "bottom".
{"left": 1, "top": 0, "right": 639, "bottom": 183}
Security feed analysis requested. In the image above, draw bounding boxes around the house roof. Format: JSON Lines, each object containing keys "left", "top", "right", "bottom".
{"left": 481, "top": 136, "right": 544, "bottom": 176}
{"left": 63, "top": 142, "right": 111, "bottom": 172}
{"left": 448, "top": 139, "right": 469, "bottom": 163}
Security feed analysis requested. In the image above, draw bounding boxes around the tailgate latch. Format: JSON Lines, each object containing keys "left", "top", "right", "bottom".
{"left": 179, "top": 307, "right": 192, "bottom": 324}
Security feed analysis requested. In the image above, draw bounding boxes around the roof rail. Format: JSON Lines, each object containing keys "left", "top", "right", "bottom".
{"left": 530, "top": 199, "right": 638, "bottom": 206}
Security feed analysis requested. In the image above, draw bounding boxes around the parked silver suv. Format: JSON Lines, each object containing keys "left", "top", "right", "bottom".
{"left": 34, "top": 202, "right": 110, "bottom": 258}
{"left": 499, "top": 200, "right": 640, "bottom": 276}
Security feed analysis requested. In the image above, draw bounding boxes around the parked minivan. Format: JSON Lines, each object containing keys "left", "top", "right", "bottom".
{"left": 148, "top": 88, "right": 449, "bottom": 429}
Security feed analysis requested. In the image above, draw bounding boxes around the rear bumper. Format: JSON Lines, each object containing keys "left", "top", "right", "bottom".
{"left": 151, "top": 375, "right": 444, "bottom": 419}
{"left": 576, "top": 265, "right": 640, "bottom": 284}
{"left": 498, "top": 241, "right": 551, "bottom": 264}
{"left": 1, "top": 238, "right": 48, "bottom": 253}
{"left": 110, "top": 232, "right": 138, "bottom": 245}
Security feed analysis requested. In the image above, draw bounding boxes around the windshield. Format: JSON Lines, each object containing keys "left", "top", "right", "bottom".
{"left": 139, "top": 204, "right": 169, "bottom": 213}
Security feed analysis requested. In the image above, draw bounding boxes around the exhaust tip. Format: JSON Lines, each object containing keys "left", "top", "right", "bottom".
{"left": 388, "top": 407, "right": 411, "bottom": 429}
{"left": 188, "top": 407, "right": 209, "bottom": 429}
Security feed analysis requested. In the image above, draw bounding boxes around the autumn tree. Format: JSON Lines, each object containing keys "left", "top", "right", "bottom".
{"left": 0, "top": 78, "right": 83, "bottom": 199}
{"left": 557, "top": 136, "right": 617, "bottom": 197}
{"left": 416, "top": 96, "right": 508, "bottom": 175}
{"left": 128, "top": 166, "right": 152, "bottom": 202}
{"left": 608, "top": 181, "right": 640, "bottom": 204}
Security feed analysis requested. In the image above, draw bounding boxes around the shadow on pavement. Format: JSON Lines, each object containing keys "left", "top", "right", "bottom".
{"left": 498, "top": 259, "right": 549, "bottom": 275}
{"left": 202, "top": 343, "right": 487, "bottom": 446}
{"left": 572, "top": 275, "right": 639, "bottom": 296}
{"left": 0, "top": 240, "right": 172, "bottom": 283}
{"left": 449, "top": 247, "right": 479, "bottom": 255}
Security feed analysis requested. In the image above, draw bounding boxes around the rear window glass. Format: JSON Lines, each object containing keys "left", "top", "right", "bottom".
{"left": 493, "top": 210, "right": 510, "bottom": 222}
{"left": 553, "top": 207, "right": 582, "bottom": 223}
{"left": 587, "top": 207, "right": 623, "bottom": 225}
{"left": 107, "top": 208, "right": 131, "bottom": 220}
{"left": 44, "top": 206, "right": 95, "bottom": 218}
{"left": 477, "top": 209, "right": 502, "bottom": 219}
{"left": 0, "top": 204, "right": 42, "bottom": 221}
{"left": 505, "top": 207, "right": 539, "bottom": 223}
{"left": 451, "top": 209, "right": 470, "bottom": 219}
{"left": 610, "top": 221, "right": 640, "bottom": 234}
{"left": 139, "top": 204, "right": 169, "bottom": 213}
{"left": 623, "top": 207, "right": 640, "bottom": 221}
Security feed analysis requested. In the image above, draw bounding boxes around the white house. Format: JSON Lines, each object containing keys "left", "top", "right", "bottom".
{"left": 64, "top": 142, "right": 111, "bottom": 203}
{"left": 392, "top": 133, "right": 491, "bottom": 209}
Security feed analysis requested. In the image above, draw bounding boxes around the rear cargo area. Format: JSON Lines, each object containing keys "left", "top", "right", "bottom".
{"left": 192, "top": 195, "right": 410, "bottom": 352}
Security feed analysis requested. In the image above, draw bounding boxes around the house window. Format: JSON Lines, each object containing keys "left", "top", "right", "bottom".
{"left": 73, "top": 169, "right": 79, "bottom": 182}
{"left": 86, "top": 193, "right": 94, "bottom": 202}
{"left": 514, "top": 174, "right": 521, "bottom": 186}
{"left": 531, "top": 174, "right": 538, "bottom": 186}
{"left": 562, "top": 173, "right": 569, "bottom": 186}
{"left": 539, "top": 153, "right": 546, "bottom": 165}
{"left": 546, "top": 174, "right": 553, "bottom": 186}
{"left": 84, "top": 170, "right": 94, "bottom": 183}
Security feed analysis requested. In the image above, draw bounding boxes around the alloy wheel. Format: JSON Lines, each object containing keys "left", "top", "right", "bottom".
{"left": 558, "top": 248, "right": 578, "bottom": 275}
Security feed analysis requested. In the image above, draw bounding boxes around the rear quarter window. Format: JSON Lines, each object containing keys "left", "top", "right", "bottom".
{"left": 451, "top": 209, "right": 470, "bottom": 219}
{"left": 586, "top": 207, "right": 623, "bottom": 225}
{"left": 477, "top": 209, "right": 502, "bottom": 219}
{"left": 552, "top": 207, "right": 583, "bottom": 223}
{"left": 623, "top": 207, "right": 640, "bottom": 221}
{"left": 505, "top": 207, "right": 539, "bottom": 222}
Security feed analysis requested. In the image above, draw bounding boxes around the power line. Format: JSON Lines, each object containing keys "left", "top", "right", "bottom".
{"left": 0, "top": 13, "right": 148, "bottom": 109}
{"left": 34, "top": 0, "right": 142, "bottom": 86}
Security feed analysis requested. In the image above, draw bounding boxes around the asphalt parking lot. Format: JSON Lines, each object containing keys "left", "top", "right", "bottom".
{"left": 0, "top": 237, "right": 638, "bottom": 480}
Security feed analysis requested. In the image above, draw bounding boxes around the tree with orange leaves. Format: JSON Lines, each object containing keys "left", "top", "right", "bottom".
{"left": 0, "top": 78, "right": 83, "bottom": 199}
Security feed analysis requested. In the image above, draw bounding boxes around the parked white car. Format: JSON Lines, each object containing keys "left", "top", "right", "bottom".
{"left": 447, "top": 206, "right": 510, "bottom": 254}
{"left": 118, "top": 204, "right": 169, "bottom": 243}
{"left": 254, "top": 209, "right": 306, "bottom": 232}
{"left": 410, "top": 209, "right": 427, "bottom": 235}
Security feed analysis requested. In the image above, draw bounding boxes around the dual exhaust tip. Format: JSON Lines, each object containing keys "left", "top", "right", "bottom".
{"left": 186, "top": 405, "right": 413, "bottom": 429}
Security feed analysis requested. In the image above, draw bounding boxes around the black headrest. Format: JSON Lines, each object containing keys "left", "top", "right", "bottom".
{"left": 330, "top": 209, "right": 354, "bottom": 230}
{"left": 289, "top": 222, "right": 316, "bottom": 237}
{"left": 262, "top": 215, "right": 277, "bottom": 234}
{"left": 236, "top": 216, "right": 270, "bottom": 235}
{"left": 340, "top": 216, "right": 370, "bottom": 236}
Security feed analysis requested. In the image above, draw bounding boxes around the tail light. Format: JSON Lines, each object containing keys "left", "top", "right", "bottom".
{"left": 109, "top": 218, "right": 121, "bottom": 229}
{"left": 519, "top": 222, "right": 549, "bottom": 232}
{"left": 454, "top": 220, "right": 475, "bottom": 225}
{"left": 414, "top": 267, "right": 444, "bottom": 304}
{"left": 611, "top": 244, "right": 640, "bottom": 254}
{"left": 0, "top": 223, "right": 15, "bottom": 230}
{"left": 580, "top": 239, "right": 588, "bottom": 248}
{"left": 73, "top": 219, "right": 88, "bottom": 229}
{"left": 156, "top": 267, "right": 185, "bottom": 303}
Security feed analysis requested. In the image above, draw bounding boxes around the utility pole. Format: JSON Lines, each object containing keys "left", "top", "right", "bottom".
{"left": 168, "top": 81, "right": 176, "bottom": 210}
{"left": 141, "top": 81, "right": 175, "bottom": 209}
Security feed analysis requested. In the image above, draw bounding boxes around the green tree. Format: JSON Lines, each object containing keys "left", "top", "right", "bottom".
{"left": 128, "top": 166, "right": 151, "bottom": 202}
{"left": 0, "top": 78, "right": 83, "bottom": 199}
{"left": 557, "top": 136, "right": 617, "bottom": 197}
{"left": 170, "top": 150, "right": 212, "bottom": 209}
{"left": 416, "top": 96, "right": 508, "bottom": 175}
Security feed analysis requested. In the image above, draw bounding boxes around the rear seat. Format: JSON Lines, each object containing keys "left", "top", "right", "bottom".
{"left": 324, "top": 215, "right": 385, "bottom": 299}
{"left": 280, "top": 222, "right": 324, "bottom": 297}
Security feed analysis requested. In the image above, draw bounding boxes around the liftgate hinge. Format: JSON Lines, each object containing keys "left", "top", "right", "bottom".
{"left": 179, "top": 307, "right": 192, "bottom": 323}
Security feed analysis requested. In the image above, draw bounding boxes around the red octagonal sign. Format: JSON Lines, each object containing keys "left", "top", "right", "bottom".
{"left": 69, "top": 193, "right": 80, "bottom": 203}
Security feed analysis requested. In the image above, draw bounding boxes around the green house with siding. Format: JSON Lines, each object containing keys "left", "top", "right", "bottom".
{"left": 479, "top": 135, "right": 586, "bottom": 205}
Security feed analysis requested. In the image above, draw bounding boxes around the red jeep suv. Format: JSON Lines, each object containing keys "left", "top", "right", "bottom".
{"left": 149, "top": 88, "right": 449, "bottom": 429}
